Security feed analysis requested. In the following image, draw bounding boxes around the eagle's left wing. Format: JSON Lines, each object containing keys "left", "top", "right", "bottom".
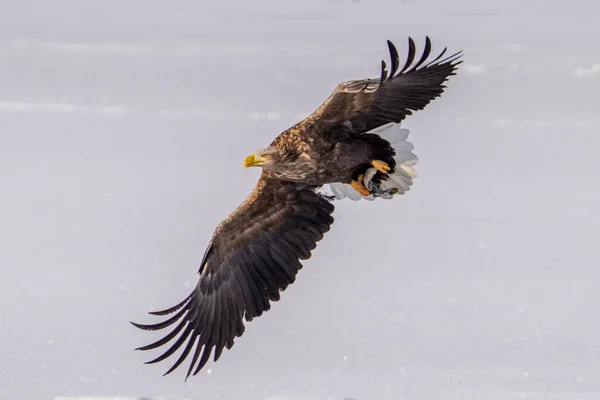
{"left": 297, "top": 36, "right": 463, "bottom": 138}
{"left": 131, "top": 172, "right": 335, "bottom": 379}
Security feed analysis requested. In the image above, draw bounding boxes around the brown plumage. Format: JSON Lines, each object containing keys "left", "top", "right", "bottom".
{"left": 131, "top": 36, "right": 463, "bottom": 379}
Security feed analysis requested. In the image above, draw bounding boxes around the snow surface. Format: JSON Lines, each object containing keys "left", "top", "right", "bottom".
{"left": 1, "top": 0, "right": 600, "bottom": 399}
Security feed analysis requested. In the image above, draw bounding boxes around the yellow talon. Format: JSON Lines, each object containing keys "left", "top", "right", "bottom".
{"left": 350, "top": 174, "right": 371, "bottom": 196}
{"left": 372, "top": 160, "right": 391, "bottom": 174}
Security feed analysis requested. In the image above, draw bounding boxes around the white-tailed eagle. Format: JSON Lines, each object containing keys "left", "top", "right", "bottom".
{"left": 132, "top": 36, "right": 463, "bottom": 379}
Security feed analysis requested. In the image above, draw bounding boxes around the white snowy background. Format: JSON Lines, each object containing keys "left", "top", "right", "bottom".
{"left": 1, "top": 0, "right": 599, "bottom": 399}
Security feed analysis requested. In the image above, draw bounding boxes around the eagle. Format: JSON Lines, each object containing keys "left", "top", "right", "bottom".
{"left": 132, "top": 36, "right": 463, "bottom": 379}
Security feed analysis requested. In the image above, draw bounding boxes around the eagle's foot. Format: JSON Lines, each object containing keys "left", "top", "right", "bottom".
{"left": 350, "top": 174, "right": 372, "bottom": 196}
{"left": 371, "top": 160, "right": 391, "bottom": 174}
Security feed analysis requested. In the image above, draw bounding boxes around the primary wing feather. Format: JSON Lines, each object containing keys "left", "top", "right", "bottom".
{"left": 131, "top": 172, "right": 335, "bottom": 378}
{"left": 300, "top": 36, "right": 463, "bottom": 137}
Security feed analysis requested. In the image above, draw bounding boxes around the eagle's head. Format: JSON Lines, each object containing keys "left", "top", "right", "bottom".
{"left": 244, "top": 146, "right": 289, "bottom": 170}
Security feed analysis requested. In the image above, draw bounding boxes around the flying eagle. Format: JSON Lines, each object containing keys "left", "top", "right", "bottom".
{"left": 132, "top": 36, "right": 463, "bottom": 378}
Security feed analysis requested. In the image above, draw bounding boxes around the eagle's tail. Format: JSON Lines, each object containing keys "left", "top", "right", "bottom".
{"left": 328, "top": 122, "right": 419, "bottom": 201}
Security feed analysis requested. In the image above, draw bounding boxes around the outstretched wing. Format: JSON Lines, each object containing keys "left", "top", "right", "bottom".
{"left": 131, "top": 172, "right": 335, "bottom": 379}
{"left": 299, "top": 36, "right": 463, "bottom": 138}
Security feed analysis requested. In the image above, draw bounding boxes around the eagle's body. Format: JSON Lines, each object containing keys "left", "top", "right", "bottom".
{"left": 265, "top": 126, "right": 375, "bottom": 184}
{"left": 132, "top": 37, "right": 463, "bottom": 379}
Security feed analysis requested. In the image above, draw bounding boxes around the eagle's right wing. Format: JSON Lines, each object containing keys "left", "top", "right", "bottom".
{"left": 297, "top": 36, "right": 463, "bottom": 139}
{"left": 131, "top": 172, "right": 335, "bottom": 379}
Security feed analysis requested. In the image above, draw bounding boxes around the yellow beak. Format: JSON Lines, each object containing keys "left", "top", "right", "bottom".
{"left": 244, "top": 153, "right": 266, "bottom": 168}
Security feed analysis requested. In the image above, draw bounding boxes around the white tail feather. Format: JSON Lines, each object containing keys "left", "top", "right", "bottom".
{"left": 328, "top": 122, "right": 419, "bottom": 201}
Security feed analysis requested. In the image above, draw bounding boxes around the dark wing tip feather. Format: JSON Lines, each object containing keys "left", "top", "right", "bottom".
{"left": 379, "top": 60, "right": 388, "bottom": 83}
{"left": 399, "top": 37, "right": 416, "bottom": 73}
{"left": 147, "top": 293, "right": 193, "bottom": 316}
{"left": 130, "top": 321, "right": 151, "bottom": 331}
{"left": 386, "top": 40, "right": 400, "bottom": 78}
